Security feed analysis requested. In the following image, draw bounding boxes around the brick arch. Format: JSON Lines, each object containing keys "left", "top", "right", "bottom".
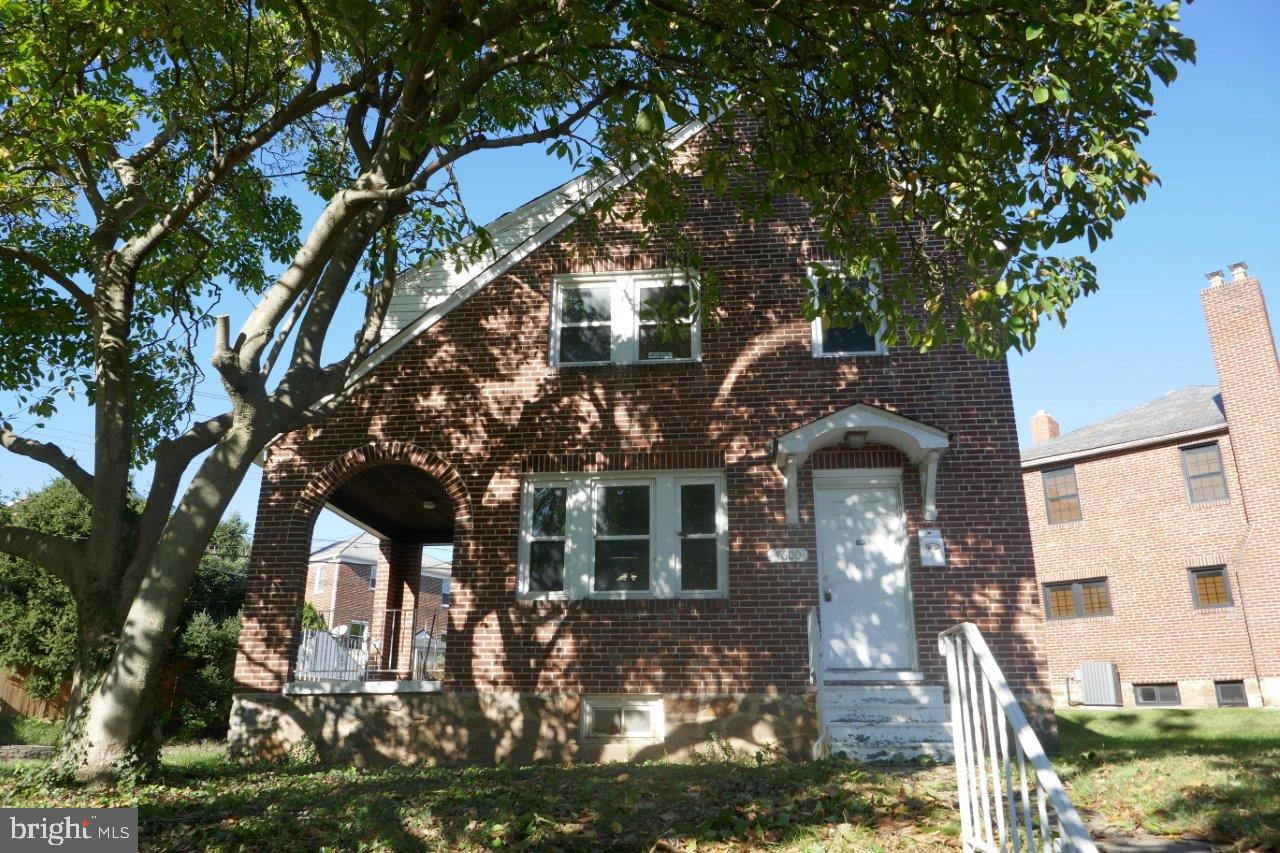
{"left": 290, "top": 441, "right": 473, "bottom": 540}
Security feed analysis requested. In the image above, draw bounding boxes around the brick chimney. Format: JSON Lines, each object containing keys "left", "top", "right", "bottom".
{"left": 1030, "top": 409, "right": 1061, "bottom": 445}
{"left": 1201, "top": 261, "right": 1280, "bottom": 703}
{"left": 1201, "top": 261, "right": 1280, "bottom": 517}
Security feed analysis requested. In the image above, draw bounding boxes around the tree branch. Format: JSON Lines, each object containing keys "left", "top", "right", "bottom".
{"left": 0, "top": 427, "right": 94, "bottom": 498}
{"left": 0, "top": 245, "right": 95, "bottom": 314}
{"left": 0, "top": 524, "right": 83, "bottom": 587}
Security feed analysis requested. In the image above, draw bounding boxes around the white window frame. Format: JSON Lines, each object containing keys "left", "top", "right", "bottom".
{"left": 550, "top": 270, "right": 701, "bottom": 366}
{"left": 347, "top": 620, "right": 368, "bottom": 640}
{"left": 808, "top": 261, "right": 888, "bottom": 357}
{"left": 312, "top": 563, "right": 328, "bottom": 593}
{"left": 367, "top": 563, "right": 377, "bottom": 591}
{"left": 589, "top": 478, "right": 657, "bottom": 597}
{"left": 517, "top": 471, "right": 728, "bottom": 601}
{"left": 581, "top": 695, "right": 666, "bottom": 741}
{"left": 517, "top": 479, "right": 573, "bottom": 600}
{"left": 675, "top": 476, "right": 729, "bottom": 597}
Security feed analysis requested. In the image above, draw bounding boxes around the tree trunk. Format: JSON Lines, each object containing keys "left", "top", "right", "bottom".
{"left": 64, "top": 426, "right": 263, "bottom": 783}
{"left": 54, "top": 600, "right": 124, "bottom": 778}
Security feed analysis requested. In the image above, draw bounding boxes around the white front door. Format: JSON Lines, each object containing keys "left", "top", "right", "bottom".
{"left": 815, "top": 476, "right": 915, "bottom": 671}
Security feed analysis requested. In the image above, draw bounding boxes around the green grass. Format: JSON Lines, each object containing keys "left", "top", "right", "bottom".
{"left": 0, "top": 715, "right": 62, "bottom": 746}
{"left": 1055, "top": 708, "right": 1280, "bottom": 849}
{"left": 1, "top": 708, "right": 1275, "bottom": 850}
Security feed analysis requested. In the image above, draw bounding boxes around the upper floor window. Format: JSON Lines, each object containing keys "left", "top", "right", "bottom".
{"left": 1180, "top": 442, "right": 1229, "bottom": 504}
{"left": 312, "top": 564, "right": 327, "bottom": 593}
{"left": 367, "top": 563, "right": 377, "bottom": 591}
{"left": 808, "top": 264, "right": 886, "bottom": 357}
{"left": 518, "top": 471, "right": 727, "bottom": 600}
{"left": 1044, "top": 578, "right": 1112, "bottom": 620}
{"left": 1042, "top": 466, "right": 1082, "bottom": 525}
{"left": 551, "top": 271, "right": 699, "bottom": 366}
{"left": 1189, "top": 566, "right": 1232, "bottom": 608}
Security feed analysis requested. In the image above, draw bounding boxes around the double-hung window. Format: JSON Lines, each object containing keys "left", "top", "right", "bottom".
{"left": 1180, "top": 442, "right": 1229, "bottom": 504}
{"left": 518, "top": 472, "right": 727, "bottom": 599}
{"left": 1042, "top": 467, "right": 1083, "bottom": 525}
{"left": 808, "top": 263, "right": 887, "bottom": 357}
{"left": 551, "top": 271, "right": 699, "bottom": 366}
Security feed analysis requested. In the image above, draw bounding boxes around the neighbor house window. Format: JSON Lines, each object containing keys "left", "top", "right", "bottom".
{"left": 809, "top": 265, "right": 886, "bottom": 356}
{"left": 1180, "top": 442, "right": 1229, "bottom": 504}
{"left": 1189, "top": 566, "right": 1232, "bottom": 608}
{"left": 582, "top": 696, "right": 665, "bottom": 740}
{"left": 1215, "top": 680, "right": 1248, "bottom": 707}
{"left": 1133, "top": 683, "right": 1180, "bottom": 706}
{"left": 518, "top": 472, "right": 728, "bottom": 600}
{"left": 1044, "top": 578, "right": 1112, "bottom": 620}
{"left": 551, "top": 271, "right": 699, "bottom": 366}
{"left": 1042, "top": 467, "right": 1083, "bottom": 525}
{"left": 368, "top": 563, "right": 377, "bottom": 591}
{"left": 441, "top": 579, "right": 451, "bottom": 606}
{"left": 347, "top": 621, "right": 367, "bottom": 641}
{"left": 313, "top": 564, "right": 328, "bottom": 593}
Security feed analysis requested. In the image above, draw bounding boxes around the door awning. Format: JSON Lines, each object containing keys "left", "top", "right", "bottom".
{"left": 775, "top": 403, "right": 949, "bottom": 524}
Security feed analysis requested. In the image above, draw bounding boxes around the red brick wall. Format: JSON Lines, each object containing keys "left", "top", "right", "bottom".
{"left": 1025, "top": 269, "right": 1280, "bottom": 706}
{"left": 234, "top": 123, "right": 1046, "bottom": 698}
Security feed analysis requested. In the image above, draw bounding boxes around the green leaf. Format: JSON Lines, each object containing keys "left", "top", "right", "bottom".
{"left": 1025, "top": 24, "right": 1044, "bottom": 41}
{"left": 1033, "top": 86, "right": 1050, "bottom": 104}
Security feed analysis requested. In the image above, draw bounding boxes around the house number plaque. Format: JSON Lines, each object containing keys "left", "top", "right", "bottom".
{"left": 766, "top": 548, "right": 809, "bottom": 563}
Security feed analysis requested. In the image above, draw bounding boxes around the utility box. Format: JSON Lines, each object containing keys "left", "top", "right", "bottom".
{"left": 1079, "top": 661, "right": 1122, "bottom": 706}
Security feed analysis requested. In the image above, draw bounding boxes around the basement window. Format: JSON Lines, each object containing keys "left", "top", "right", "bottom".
{"left": 582, "top": 696, "right": 665, "bottom": 740}
{"left": 1133, "top": 683, "right": 1180, "bottom": 706}
{"left": 1215, "top": 680, "right": 1248, "bottom": 707}
{"left": 551, "top": 271, "right": 699, "bottom": 366}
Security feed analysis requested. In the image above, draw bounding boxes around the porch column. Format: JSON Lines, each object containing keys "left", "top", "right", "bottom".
{"left": 369, "top": 541, "right": 422, "bottom": 678}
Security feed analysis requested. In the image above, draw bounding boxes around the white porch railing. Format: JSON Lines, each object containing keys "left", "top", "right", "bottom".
{"left": 296, "top": 607, "right": 437, "bottom": 682}
{"left": 939, "top": 623, "right": 1096, "bottom": 853}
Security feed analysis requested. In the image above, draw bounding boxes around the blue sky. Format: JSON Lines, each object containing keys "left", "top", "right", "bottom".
{"left": 3, "top": 1, "right": 1277, "bottom": 551}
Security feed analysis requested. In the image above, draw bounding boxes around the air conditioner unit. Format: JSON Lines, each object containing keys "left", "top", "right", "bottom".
{"left": 1079, "top": 661, "right": 1121, "bottom": 706}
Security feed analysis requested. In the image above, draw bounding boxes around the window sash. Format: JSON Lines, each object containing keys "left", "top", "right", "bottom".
{"left": 1042, "top": 467, "right": 1082, "bottom": 525}
{"left": 551, "top": 272, "right": 700, "bottom": 366}
{"left": 1134, "top": 683, "right": 1180, "bottom": 706}
{"left": 582, "top": 697, "right": 664, "bottom": 740}
{"left": 518, "top": 471, "right": 727, "bottom": 600}
{"left": 1044, "top": 578, "right": 1111, "bottom": 620}
{"left": 1189, "top": 566, "right": 1232, "bottom": 608}
{"left": 591, "top": 481, "right": 654, "bottom": 595}
{"left": 676, "top": 478, "right": 727, "bottom": 593}
{"left": 808, "top": 262, "right": 887, "bottom": 357}
{"left": 1215, "top": 681, "right": 1248, "bottom": 707}
{"left": 1180, "top": 443, "right": 1229, "bottom": 504}
{"left": 313, "top": 564, "right": 327, "bottom": 593}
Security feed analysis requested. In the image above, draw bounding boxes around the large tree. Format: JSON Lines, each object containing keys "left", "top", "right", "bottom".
{"left": 0, "top": 0, "right": 1192, "bottom": 780}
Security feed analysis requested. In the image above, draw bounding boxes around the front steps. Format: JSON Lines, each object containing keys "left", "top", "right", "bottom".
{"left": 817, "top": 680, "right": 952, "bottom": 762}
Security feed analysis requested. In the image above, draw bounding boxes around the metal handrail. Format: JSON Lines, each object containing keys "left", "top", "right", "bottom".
{"left": 939, "top": 622, "right": 1096, "bottom": 853}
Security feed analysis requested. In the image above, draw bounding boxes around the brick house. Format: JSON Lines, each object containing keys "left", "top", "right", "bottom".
{"left": 300, "top": 534, "right": 450, "bottom": 681}
{"left": 228, "top": 120, "right": 1051, "bottom": 765}
{"left": 1022, "top": 262, "right": 1280, "bottom": 710}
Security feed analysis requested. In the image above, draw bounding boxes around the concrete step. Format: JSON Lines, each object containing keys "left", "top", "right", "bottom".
{"left": 818, "top": 682, "right": 951, "bottom": 763}
{"left": 825, "top": 708, "right": 951, "bottom": 726}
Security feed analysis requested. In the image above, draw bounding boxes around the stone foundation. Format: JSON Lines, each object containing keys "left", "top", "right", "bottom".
{"left": 228, "top": 690, "right": 818, "bottom": 766}
{"left": 1049, "top": 675, "right": 1277, "bottom": 709}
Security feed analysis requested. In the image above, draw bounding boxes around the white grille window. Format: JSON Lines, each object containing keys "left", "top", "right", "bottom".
{"left": 551, "top": 271, "right": 700, "bottom": 366}
{"left": 518, "top": 472, "right": 727, "bottom": 600}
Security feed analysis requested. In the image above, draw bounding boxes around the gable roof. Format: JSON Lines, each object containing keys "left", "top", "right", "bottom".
{"left": 340, "top": 120, "right": 708, "bottom": 393}
{"left": 308, "top": 533, "right": 452, "bottom": 578}
{"left": 1021, "top": 385, "right": 1226, "bottom": 467}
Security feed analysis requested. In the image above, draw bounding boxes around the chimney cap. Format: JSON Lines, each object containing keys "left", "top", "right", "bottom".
{"left": 1205, "top": 269, "right": 1225, "bottom": 287}
{"left": 1229, "top": 261, "right": 1249, "bottom": 281}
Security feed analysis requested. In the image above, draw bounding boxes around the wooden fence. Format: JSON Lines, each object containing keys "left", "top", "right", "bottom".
{"left": 0, "top": 669, "right": 68, "bottom": 720}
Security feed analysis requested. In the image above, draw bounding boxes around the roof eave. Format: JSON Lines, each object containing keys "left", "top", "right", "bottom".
{"left": 1020, "top": 423, "right": 1228, "bottom": 470}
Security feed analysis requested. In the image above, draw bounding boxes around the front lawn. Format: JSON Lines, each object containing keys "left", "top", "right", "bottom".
{"left": 1, "top": 707, "right": 1276, "bottom": 850}
{"left": 0, "top": 748, "right": 958, "bottom": 851}
{"left": 0, "top": 715, "right": 61, "bottom": 746}
{"left": 1056, "top": 708, "right": 1280, "bottom": 849}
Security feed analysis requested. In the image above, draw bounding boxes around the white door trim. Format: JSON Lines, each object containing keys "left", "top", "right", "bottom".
{"left": 812, "top": 468, "right": 921, "bottom": 674}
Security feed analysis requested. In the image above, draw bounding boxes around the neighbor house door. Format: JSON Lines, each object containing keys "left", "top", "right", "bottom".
{"left": 814, "top": 472, "right": 916, "bottom": 672}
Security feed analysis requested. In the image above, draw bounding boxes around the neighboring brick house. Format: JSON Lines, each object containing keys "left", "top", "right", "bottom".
{"left": 301, "top": 534, "right": 450, "bottom": 678}
{"left": 1022, "top": 262, "right": 1280, "bottom": 710}
{"left": 229, "top": 119, "right": 1050, "bottom": 766}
